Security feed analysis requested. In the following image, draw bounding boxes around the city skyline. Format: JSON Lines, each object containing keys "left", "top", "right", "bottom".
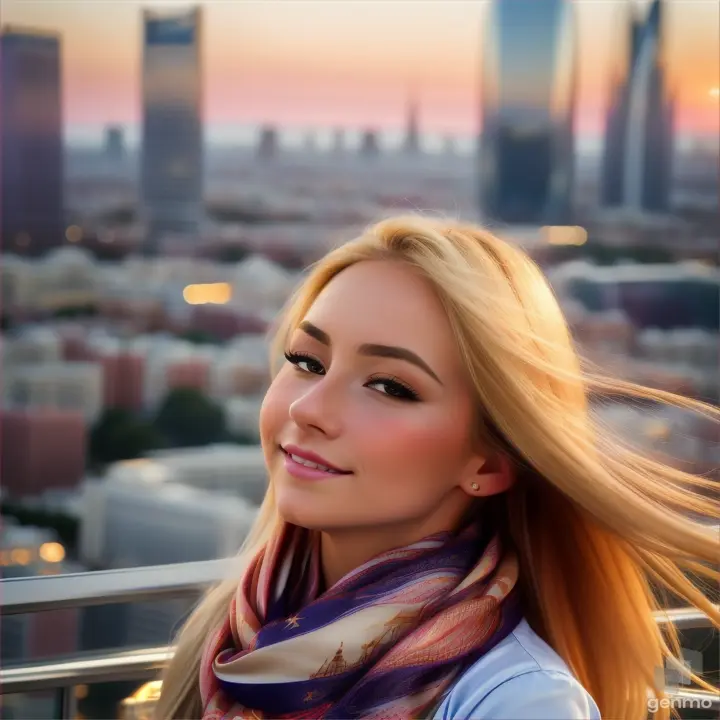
{"left": 3, "top": 0, "right": 719, "bottom": 147}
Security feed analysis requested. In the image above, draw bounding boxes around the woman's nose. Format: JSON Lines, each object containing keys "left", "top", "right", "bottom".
{"left": 288, "top": 378, "right": 343, "bottom": 437}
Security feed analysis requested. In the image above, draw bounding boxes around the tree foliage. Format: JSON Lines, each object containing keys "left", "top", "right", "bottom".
{"left": 89, "top": 408, "right": 163, "bottom": 468}
{"left": 154, "top": 387, "right": 226, "bottom": 448}
{"left": 544, "top": 242, "right": 675, "bottom": 266}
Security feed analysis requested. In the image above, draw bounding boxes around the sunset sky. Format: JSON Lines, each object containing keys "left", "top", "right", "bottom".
{"left": 4, "top": 0, "right": 719, "bottom": 144}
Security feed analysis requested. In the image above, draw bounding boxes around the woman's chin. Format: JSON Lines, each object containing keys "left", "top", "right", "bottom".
{"left": 276, "top": 492, "right": 336, "bottom": 530}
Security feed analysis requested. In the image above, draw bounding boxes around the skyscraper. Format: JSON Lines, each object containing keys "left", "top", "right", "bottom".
{"left": 141, "top": 7, "right": 203, "bottom": 256}
{"left": 104, "top": 125, "right": 126, "bottom": 162}
{"left": 0, "top": 27, "right": 64, "bottom": 257}
{"left": 402, "top": 93, "right": 421, "bottom": 156}
{"left": 257, "top": 125, "right": 279, "bottom": 161}
{"left": 601, "top": 0, "right": 674, "bottom": 212}
{"left": 360, "top": 129, "right": 380, "bottom": 159}
{"left": 332, "top": 128, "right": 346, "bottom": 155}
{"left": 479, "top": 0, "right": 577, "bottom": 225}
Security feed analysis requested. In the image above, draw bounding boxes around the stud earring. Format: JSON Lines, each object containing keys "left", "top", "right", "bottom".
{"left": 471, "top": 482, "right": 479, "bottom": 491}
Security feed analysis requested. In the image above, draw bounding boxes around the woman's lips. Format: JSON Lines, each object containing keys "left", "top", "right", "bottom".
{"left": 280, "top": 446, "right": 353, "bottom": 480}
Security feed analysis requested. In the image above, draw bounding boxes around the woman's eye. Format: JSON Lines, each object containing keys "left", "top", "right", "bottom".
{"left": 366, "top": 377, "right": 420, "bottom": 402}
{"left": 284, "top": 352, "right": 325, "bottom": 375}
{"left": 283, "top": 354, "right": 419, "bottom": 401}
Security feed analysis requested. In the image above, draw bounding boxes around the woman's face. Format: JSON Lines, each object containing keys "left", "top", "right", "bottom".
{"left": 260, "top": 259, "right": 493, "bottom": 539}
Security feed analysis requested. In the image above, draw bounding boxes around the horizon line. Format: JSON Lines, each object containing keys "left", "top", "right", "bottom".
{"left": 64, "top": 123, "right": 719, "bottom": 152}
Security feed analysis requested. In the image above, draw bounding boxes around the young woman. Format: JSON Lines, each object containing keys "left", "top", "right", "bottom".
{"left": 156, "top": 216, "right": 719, "bottom": 720}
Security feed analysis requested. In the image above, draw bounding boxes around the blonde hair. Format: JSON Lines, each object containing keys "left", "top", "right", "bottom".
{"left": 156, "top": 216, "right": 719, "bottom": 720}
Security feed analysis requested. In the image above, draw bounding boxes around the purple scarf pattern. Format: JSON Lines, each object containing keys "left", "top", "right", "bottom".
{"left": 200, "top": 522, "right": 521, "bottom": 719}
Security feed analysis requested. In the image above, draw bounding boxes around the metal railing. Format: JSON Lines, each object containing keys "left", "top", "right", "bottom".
{"left": 1, "top": 560, "right": 236, "bottom": 718}
{"left": 1, "top": 557, "right": 236, "bottom": 615}
{"left": 1, "top": 560, "right": 718, "bottom": 718}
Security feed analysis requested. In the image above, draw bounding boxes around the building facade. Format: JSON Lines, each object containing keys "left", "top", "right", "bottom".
{"left": 479, "top": 0, "right": 577, "bottom": 225}
{"left": 0, "top": 27, "right": 64, "bottom": 257}
{"left": 601, "top": 0, "right": 674, "bottom": 212}
{"left": 0, "top": 409, "right": 86, "bottom": 498}
{"left": 99, "top": 351, "right": 145, "bottom": 411}
{"left": 79, "top": 468, "right": 257, "bottom": 648}
{"left": 3, "top": 361, "right": 103, "bottom": 423}
{"left": 549, "top": 261, "right": 720, "bottom": 332}
{"left": 141, "top": 7, "right": 204, "bottom": 255}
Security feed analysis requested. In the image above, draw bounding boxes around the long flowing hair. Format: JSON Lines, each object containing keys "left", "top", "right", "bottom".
{"left": 155, "top": 216, "right": 719, "bottom": 720}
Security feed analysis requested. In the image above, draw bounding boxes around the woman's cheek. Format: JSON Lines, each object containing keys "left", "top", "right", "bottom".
{"left": 354, "top": 412, "right": 436, "bottom": 464}
{"left": 259, "top": 378, "right": 292, "bottom": 444}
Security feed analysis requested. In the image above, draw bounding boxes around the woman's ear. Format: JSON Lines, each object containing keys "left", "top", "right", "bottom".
{"left": 463, "top": 453, "right": 515, "bottom": 497}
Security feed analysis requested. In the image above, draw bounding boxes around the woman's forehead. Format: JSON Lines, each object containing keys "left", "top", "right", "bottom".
{"left": 296, "top": 261, "right": 470, "bottom": 382}
{"left": 307, "top": 262, "right": 443, "bottom": 330}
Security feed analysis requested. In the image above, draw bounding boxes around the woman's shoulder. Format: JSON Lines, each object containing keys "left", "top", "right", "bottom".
{"left": 433, "top": 619, "right": 601, "bottom": 720}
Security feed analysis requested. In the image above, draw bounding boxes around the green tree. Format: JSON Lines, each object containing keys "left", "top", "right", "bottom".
{"left": 228, "top": 431, "right": 259, "bottom": 445}
{"left": 89, "top": 408, "right": 163, "bottom": 468}
{"left": 180, "top": 329, "right": 219, "bottom": 345}
{"left": 54, "top": 303, "right": 99, "bottom": 318}
{"left": 100, "top": 206, "right": 136, "bottom": 226}
{"left": 154, "top": 387, "right": 226, "bottom": 448}
{"left": 216, "top": 245, "right": 251, "bottom": 263}
{"left": 545, "top": 243, "right": 674, "bottom": 267}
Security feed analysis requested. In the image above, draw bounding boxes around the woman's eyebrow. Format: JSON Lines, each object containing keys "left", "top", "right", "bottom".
{"left": 298, "top": 321, "right": 443, "bottom": 385}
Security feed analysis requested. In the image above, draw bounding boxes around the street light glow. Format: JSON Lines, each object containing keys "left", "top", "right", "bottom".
{"left": 182, "top": 282, "right": 232, "bottom": 305}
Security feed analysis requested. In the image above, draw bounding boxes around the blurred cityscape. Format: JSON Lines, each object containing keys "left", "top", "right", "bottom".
{"left": 1, "top": 0, "right": 718, "bottom": 718}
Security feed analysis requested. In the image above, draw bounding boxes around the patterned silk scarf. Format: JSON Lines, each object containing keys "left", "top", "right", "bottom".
{"left": 200, "top": 521, "right": 521, "bottom": 720}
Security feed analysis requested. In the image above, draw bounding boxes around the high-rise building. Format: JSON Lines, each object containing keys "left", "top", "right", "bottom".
{"left": 360, "top": 129, "right": 380, "bottom": 159}
{"left": 443, "top": 135, "right": 456, "bottom": 157}
{"left": 332, "top": 128, "right": 346, "bottom": 155}
{"left": 0, "top": 27, "right": 64, "bottom": 257}
{"left": 601, "top": 0, "right": 674, "bottom": 212}
{"left": 141, "top": 7, "right": 203, "bottom": 256}
{"left": 479, "top": 0, "right": 577, "bottom": 225}
{"left": 104, "top": 125, "right": 126, "bottom": 162}
{"left": 624, "top": 0, "right": 674, "bottom": 211}
{"left": 257, "top": 124, "right": 279, "bottom": 161}
{"left": 303, "top": 130, "right": 318, "bottom": 154}
{"left": 402, "top": 93, "right": 421, "bottom": 156}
